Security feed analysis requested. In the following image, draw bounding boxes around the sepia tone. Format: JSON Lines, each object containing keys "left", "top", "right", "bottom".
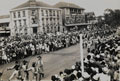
{"left": 0, "top": 0, "right": 120, "bottom": 81}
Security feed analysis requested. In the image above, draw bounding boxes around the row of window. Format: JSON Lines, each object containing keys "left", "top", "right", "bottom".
{"left": 14, "top": 19, "right": 26, "bottom": 27}
{"left": 42, "top": 18, "right": 60, "bottom": 27}
{"left": 70, "top": 9, "right": 83, "bottom": 14}
{"left": 14, "top": 26, "right": 62, "bottom": 35}
{"left": 42, "top": 18, "right": 60, "bottom": 24}
{"left": 13, "top": 11, "right": 26, "bottom": 18}
{"left": 41, "top": 9, "right": 61, "bottom": 16}
{"left": 15, "top": 28, "right": 28, "bottom": 35}
{"left": 43, "top": 25, "right": 61, "bottom": 33}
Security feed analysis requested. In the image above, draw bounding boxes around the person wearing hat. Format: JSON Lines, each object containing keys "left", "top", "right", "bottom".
{"left": 36, "top": 56, "right": 44, "bottom": 81}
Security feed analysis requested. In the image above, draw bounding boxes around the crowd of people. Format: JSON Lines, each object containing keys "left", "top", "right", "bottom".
{"left": 7, "top": 55, "right": 44, "bottom": 81}
{"left": 0, "top": 24, "right": 118, "bottom": 81}
{"left": 51, "top": 33, "right": 120, "bottom": 81}
{"left": 0, "top": 32, "right": 80, "bottom": 65}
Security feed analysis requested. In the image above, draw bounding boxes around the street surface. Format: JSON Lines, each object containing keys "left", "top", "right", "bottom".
{"left": 0, "top": 44, "right": 88, "bottom": 81}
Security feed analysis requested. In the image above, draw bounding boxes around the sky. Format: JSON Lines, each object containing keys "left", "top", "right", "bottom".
{"left": 0, "top": 0, "right": 120, "bottom": 16}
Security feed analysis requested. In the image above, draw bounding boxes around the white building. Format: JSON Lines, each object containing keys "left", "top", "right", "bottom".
{"left": 0, "top": 15, "right": 10, "bottom": 37}
{"left": 10, "top": 0, "right": 63, "bottom": 36}
{"left": 53, "top": 2, "right": 86, "bottom": 31}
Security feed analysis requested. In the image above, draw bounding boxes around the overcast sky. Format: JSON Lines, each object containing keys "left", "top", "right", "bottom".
{"left": 0, "top": 0, "right": 120, "bottom": 16}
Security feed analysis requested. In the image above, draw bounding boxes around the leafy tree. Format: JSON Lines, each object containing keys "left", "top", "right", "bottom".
{"left": 104, "top": 9, "right": 120, "bottom": 28}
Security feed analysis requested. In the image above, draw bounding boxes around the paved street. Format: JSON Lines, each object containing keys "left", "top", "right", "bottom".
{"left": 0, "top": 44, "right": 88, "bottom": 81}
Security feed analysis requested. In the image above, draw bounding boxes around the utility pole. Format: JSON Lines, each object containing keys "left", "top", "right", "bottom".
{"left": 80, "top": 34, "right": 84, "bottom": 75}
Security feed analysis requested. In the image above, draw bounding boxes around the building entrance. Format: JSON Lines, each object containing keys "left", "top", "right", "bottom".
{"left": 33, "top": 27, "right": 37, "bottom": 34}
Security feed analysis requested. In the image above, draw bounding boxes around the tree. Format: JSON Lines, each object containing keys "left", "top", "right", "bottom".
{"left": 104, "top": 9, "right": 120, "bottom": 28}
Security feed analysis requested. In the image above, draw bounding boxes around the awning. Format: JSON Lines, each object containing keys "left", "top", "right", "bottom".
{"left": 0, "top": 31, "right": 10, "bottom": 33}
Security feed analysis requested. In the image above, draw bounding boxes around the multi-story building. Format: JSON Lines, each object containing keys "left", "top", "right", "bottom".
{"left": 0, "top": 15, "right": 10, "bottom": 37}
{"left": 2, "top": 0, "right": 88, "bottom": 36}
{"left": 53, "top": 2, "right": 86, "bottom": 31}
{"left": 10, "top": 0, "right": 63, "bottom": 36}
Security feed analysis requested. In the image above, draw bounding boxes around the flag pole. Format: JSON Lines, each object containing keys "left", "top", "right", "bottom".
{"left": 80, "top": 34, "right": 84, "bottom": 75}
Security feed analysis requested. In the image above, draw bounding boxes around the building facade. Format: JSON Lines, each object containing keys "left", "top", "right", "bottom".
{"left": 10, "top": 0, "right": 63, "bottom": 36}
{"left": 53, "top": 2, "right": 86, "bottom": 31}
{"left": 0, "top": 15, "right": 10, "bottom": 37}
{"left": 0, "top": 0, "right": 88, "bottom": 36}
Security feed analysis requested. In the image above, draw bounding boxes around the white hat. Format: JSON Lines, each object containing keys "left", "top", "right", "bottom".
{"left": 82, "top": 72, "right": 90, "bottom": 78}
{"left": 114, "top": 57, "right": 118, "bottom": 60}
{"left": 71, "top": 65, "right": 75, "bottom": 69}
{"left": 100, "top": 53, "right": 104, "bottom": 56}
{"left": 96, "top": 55, "right": 100, "bottom": 58}
{"left": 102, "top": 67, "right": 109, "bottom": 73}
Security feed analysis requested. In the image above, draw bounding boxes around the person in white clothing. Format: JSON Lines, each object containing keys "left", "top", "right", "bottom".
{"left": 36, "top": 56, "right": 44, "bottom": 81}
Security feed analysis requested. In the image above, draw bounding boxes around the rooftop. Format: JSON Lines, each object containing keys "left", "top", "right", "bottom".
{"left": 13, "top": 0, "right": 52, "bottom": 10}
{"left": 0, "top": 15, "right": 10, "bottom": 19}
{"left": 13, "top": 1, "right": 85, "bottom": 10}
{"left": 53, "top": 2, "right": 85, "bottom": 10}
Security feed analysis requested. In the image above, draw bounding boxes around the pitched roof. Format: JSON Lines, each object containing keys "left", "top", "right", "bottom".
{"left": 53, "top": 2, "right": 85, "bottom": 10}
{"left": 13, "top": 1, "right": 52, "bottom": 10}
{"left": 0, "top": 15, "right": 10, "bottom": 19}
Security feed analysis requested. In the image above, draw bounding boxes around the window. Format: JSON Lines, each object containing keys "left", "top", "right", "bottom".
{"left": 13, "top": 12, "right": 16, "bottom": 18}
{"left": 23, "top": 11, "right": 26, "bottom": 17}
{"left": 49, "top": 10, "right": 52, "bottom": 16}
{"left": 42, "top": 18, "right": 44, "bottom": 26}
{"left": 33, "top": 27, "right": 37, "bottom": 34}
{"left": 24, "top": 27, "right": 27, "bottom": 35}
{"left": 46, "top": 10, "right": 48, "bottom": 16}
{"left": 57, "top": 11, "right": 59, "bottom": 17}
{"left": 54, "top": 26, "right": 56, "bottom": 32}
{"left": 57, "top": 18, "right": 59, "bottom": 21}
{"left": 19, "top": 20, "right": 22, "bottom": 26}
{"left": 14, "top": 20, "right": 17, "bottom": 26}
{"left": 58, "top": 26, "right": 60, "bottom": 32}
{"left": 53, "top": 11, "right": 55, "bottom": 16}
{"left": 47, "top": 27, "right": 49, "bottom": 33}
{"left": 32, "top": 10, "right": 35, "bottom": 16}
{"left": 18, "top": 12, "right": 21, "bottom": 18}
{"left": 41, "top": 10, "right": 44, "bottom": 16}
{"left": 23, "top": 19, "right": 26, "bottom": 25}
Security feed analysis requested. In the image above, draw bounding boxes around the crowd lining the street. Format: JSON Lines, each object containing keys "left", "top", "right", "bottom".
{"left": 0, "top": 32, "right": 81, "bottom": 64}
{"left": 0, "top": 24, "right": 119, "bottom": 81}
{"left": 51, "top": 33, "right": 120, "bottom": 81}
